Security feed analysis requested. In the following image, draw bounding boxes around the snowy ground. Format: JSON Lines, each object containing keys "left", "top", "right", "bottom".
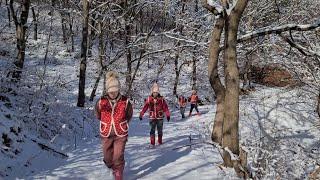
{"left": 28, "top": 106, "right": 238, "bottom": 180}
{"left": 8, "top": 86, "right": 319, "bottom": 180}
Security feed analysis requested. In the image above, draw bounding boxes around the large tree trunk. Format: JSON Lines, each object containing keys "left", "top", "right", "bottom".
{"left": 222, "top": 0, "right": 248, "bottom": 168}
{"left": 77, "top": 0, "right": 90, "bottom": 107}
{"left": 208, "top": 17, "right": 225, "bottom": 145}
{"left": 10, "top": 0, "right": 31, "bottom": 80}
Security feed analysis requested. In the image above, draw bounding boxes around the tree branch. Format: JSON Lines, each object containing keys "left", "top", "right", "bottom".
{"left": 238, "top": 21, "right": 320, "bottom": 43}
{"left": 279, "top": 34, "right": 320, "bottom": 58}
{"left": 202, "top": 0, "right": 223, "bottom": 15}
{"left": 9, "top": 0, "right": 18, "bottom": 25}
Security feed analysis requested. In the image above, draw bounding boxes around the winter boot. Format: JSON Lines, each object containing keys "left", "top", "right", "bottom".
{"left": 158, "top": 135, "right": 162, "bottom": 145}
{"left": 150, "top": 135, "right": 155, "bottom": 145}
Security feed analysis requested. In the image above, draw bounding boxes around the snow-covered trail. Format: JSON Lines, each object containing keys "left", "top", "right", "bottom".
{"left": 29, "top": 106, "right": 232, "bottom": 180}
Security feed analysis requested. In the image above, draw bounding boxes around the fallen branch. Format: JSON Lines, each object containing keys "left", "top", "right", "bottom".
{"left": 32, "top": 139, "right": 68, "bottom": 158}
{"left": 172, "top": 142, "right": 203, "bottom": 150}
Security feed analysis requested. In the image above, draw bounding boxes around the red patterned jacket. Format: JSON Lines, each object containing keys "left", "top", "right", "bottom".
{"left": 140, "top": 95, "right": 170, "bottom": 120}
{"left": 95, "top": 95, "right": 133, "bottom": 137}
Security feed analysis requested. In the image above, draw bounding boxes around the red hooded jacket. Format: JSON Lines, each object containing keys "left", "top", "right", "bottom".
{"left": 140, "top": 95, "right": 170, "bottom": 120}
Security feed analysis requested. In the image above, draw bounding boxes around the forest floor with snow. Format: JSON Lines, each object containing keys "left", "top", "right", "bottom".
{"left": 1, "top": 5, "right": 320, "bottom": 179}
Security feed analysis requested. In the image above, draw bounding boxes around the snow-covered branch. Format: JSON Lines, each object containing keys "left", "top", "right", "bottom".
{"left": 163, "top": 32, "right": 208, "bottom": 47}
{"left": 202, "top": 0, "right": 223, "bottom": 15}
{"left": 238, "top": 21, "right": 320, "bottom": 43}
{"left": 225, "top": 147, "right": 240, "bottom": 161}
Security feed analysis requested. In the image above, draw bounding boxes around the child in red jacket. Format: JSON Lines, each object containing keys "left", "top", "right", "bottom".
{"left": 95, "top": 71, "right": 133, "bottom": 180}
{"left": 139, "top": 83, "right": 170, "bottom": 146}
{"left": 178, "top": 94, "right": 187, "bottom": 118}
{"left": 188, "top": 90, "right": 200, "bottom": 117}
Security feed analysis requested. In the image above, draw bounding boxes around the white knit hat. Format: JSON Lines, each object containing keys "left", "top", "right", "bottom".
{"left": 151, "top": 83, "right": 160, "bottom": 93}
{"left": 105, "top": 71, "right": 120, "bottom": 93}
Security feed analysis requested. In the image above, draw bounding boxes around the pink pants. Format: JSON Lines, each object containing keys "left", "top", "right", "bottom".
{"left": 102, "top": 135, "right": 127, "bottom": 180}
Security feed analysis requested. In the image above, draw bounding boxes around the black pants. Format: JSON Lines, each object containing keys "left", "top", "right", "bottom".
{"left": 180, "top": 107, "right": 186, "bottom": 118}
{"left": 149, "top": 119, "right": 163, "bottom": 136}
{"left": 189, "top": 104, "right": 199, "bottom": 114}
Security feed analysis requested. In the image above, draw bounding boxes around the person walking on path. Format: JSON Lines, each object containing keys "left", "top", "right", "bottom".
{"left": 95, "top": 71, "right": 133, "bottom": 180}
{"left": 188, "top": 90, "right": 200, "bottom": 117}
{"left": 139, "top": 82, "right": 170, "bottom": 146}
{"left": 178, "top": 94, "right": 187, "bottom": 119}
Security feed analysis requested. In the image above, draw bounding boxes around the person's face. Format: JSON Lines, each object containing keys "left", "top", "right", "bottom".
{"left": 152, "top": 92, "right": 158, "bottom": 97}
{"left": 108, "top": 91, "right": 119, "bottom": 99}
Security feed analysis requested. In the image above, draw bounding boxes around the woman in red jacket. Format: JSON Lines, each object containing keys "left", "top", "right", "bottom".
{"left": 95, "top": 71, "right": 133, "bottom": 180}
{"left": 139, "top": 83, "right": 170, "bottom": 146}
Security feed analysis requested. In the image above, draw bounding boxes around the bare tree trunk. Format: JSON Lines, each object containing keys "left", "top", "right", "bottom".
{"left": 88, "top": 13, "right": 96, "bottom": 57}
{"left": 243, "top": 50, "right": 256, "bottom": 90}
{"left": 10, "top": 0, "right": 31, "bottom": 80}
{"left": 67, "top": 13, "right": 74, "bottom": 52}
{"left": 124, "top": 0, "right": 133, "bottom": 96}
{"left": 208, "top": 17, "right": 225, "bottom": 145}
{"left": 125, "top": 23, "right": 132, "bottom": 96}
{"left": 173, "top": 51, "right": 180, "bottom": 96}
{"left": 192, "top": 0, "right": 198, "bottom": 91}
{"left": 31, "top": 7, "right": 38, "bottom": 41}
{"left": 6, "top": 0, "right": 11, "bottom": 28}
{"left": 192, "top": 50, "right": 197, "bottom": 90}
{"left": 127, "top": 52, "right": 142, "bottom": 96}
{"left": 40, "top": 13, "right": 53, "bottom": 90}
{"left": 139, "top": 7, "right": 143, "bottom": 33}
{"left": 173, "top": 1, "right": 185, "bottom": 96}
{"left": 90, "top": 19, "right": 106, "bottom": 101}
{"left": 195, "top": 0, "right": 198, "bottom": 12}
{"left": 317, "top": 91, "right": 320, "bottom": 118}
{"left": 77, "top": 0, "right": 90, "bottom": 107}
{"left": 222, "top": 0, "right": 248, "bottom": 168}
{"left": 61, "top": 14, "right": 67, "bottom": 44}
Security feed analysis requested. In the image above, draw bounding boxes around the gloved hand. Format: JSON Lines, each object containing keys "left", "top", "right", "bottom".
{"left": 167, "top": 116, "right": 170, "bottom": 122}
{"left": 139, "top": 116, "right": 143, "bottom": 121}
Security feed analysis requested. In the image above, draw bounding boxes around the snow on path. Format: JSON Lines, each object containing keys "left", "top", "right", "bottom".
{"left": 29, "top": 107, "right": 235, "bottom": 180}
